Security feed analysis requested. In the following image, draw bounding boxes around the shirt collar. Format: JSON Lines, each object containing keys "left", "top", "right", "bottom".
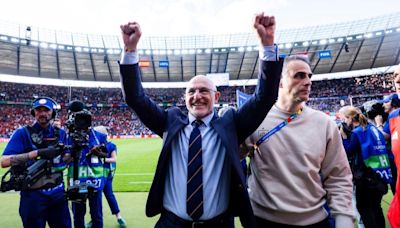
{"left": 188, "top": 111, "right": 214, "bottom": 127}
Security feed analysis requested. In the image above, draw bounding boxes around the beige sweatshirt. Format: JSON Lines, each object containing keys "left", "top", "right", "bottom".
{"left": 246, "top": 105, "right": 354, "bottom": 225}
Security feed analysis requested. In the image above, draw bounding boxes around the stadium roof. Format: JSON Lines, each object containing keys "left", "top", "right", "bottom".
{"left": 0, "top": 12, "right": 399, "bottom": 83}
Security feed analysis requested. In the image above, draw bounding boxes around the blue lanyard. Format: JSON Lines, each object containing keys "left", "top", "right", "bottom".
{"left": 255, "top": 108, "right": 302, "bottom": 148}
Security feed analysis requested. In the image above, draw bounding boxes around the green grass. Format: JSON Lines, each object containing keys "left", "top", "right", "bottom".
{"left": 109, "top": 138, "right": 162, "bottom": 192}
{"left": 0, "top": 139, "right": 395, "bottom": 227}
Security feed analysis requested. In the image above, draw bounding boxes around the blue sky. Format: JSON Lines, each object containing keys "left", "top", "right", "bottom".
{"left": 0, "top": 0, "right": 398, "bottom": 36}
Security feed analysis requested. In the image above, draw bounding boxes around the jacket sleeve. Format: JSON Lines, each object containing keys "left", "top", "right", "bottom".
{"left": 119, "top": 63, "right": 167, "bottom": 136}
{"left": 235, "top": 59, "right": 283, "bottom": 143}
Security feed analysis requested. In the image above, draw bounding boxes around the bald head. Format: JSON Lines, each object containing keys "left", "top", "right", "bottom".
{"left": 185, "top": 75, "right": 220, "bottom": 120}
{"left": 186, "top": 75, "right": 217, "bottom": 93}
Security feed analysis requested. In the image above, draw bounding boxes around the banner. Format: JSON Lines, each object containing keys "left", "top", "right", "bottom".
{"left": 159, "top": 60, "right": 169, "bottom": 68}
{"left": 236, "top": 90, "right": 252, "bottom": 108}
{"left": 319, "top": 50, "right": 332, "bottom": 59}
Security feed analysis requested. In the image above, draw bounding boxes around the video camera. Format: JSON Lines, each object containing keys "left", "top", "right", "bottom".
{"left": 65, "top": 100, "right": 97, "bottom": 203}
{"left": 1, "top": 146, "right": 64, "bottom": 192}
{"left": 361, "top": 100, "right": 387, "bottom": 121}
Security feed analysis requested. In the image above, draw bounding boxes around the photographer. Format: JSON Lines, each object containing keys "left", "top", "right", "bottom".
{"left": 65, "top": 100, "right": 108, "bottom": 228}
{"left": 341, "top": 106, "right": 392, "bottom": 228}
{"left": 376, "top": 94, "right": 400, "bottom": 194}
{"left": 0, "top": 97, "right": 71, "bottom": 228}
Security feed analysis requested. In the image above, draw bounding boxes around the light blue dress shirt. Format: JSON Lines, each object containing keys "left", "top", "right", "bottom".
{"left": 163, "top": 112, "right": 231, "bottom": 220}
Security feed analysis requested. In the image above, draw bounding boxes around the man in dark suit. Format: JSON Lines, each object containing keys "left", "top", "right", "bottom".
{"left": 119, "top": 13, "right": 282, "bottom": 228}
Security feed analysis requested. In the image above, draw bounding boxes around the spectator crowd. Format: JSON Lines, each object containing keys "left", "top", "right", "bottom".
{"left": 0, "top": 72, "right": 396, "bottom": 138}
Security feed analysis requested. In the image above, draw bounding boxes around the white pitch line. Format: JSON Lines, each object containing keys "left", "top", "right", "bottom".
{"left": 128, "top": 181, "right": 153, "bottom": 184}
{"left": 115, "top": 173, "right": 154, "bottom": 176}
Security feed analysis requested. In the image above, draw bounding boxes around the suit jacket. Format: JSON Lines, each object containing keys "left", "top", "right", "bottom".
{"left": 120, "top": 59, "right": 283, "bottom": 228}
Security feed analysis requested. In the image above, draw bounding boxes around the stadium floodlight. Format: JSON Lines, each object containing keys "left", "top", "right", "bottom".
{"left": 375, "top": 31, "right": 382, "bottom": 36}
{"left": 160, "top": 50, "right": 166, "bottom": 55}
{"left": 181, "top": 49, "right": 188, "bottom": 54}
{"left": 221, "top": 48, "right": 227, "bottom": 52}
{"left": 174, "top": 49, "right": 181, "bottom": 55}
{"left": 58, "top": 45, "right": 65, "bottom": 49}
{"left": 49, "top": 44, "right": 57, "bottom": 49}
{"left": 0, "top": 36, "right": 8, "bottom": 41}
{"left": 40, "top": 42, "right": 48, "bottom": 48}
{"left": 189, "top": 49, "right": 195, "bottom": 54}
{"left": 346, "top": 37, "right": 353, "bottom": 40}
{"left": 319, "top": 39, "right": 327, "bottom": 45}
{"left": 145, "top": 50, "right": 152, "bottom": 55}
{"left": 311, "top": 41, "right": 318, "bottom": 45}
{"left": 83, "top": 47, "right": 90, "bottom": 52}
{"left": 364, "top": 33, "right": 373, "bottom": 38}
{"left": 396, "top": 28, "right": 400, "bottom": 32}
{"left": 337, "top": 38, "right": 344, "bottom": 42}
{"left": 153, "top": 50, "right": 160, "bottom": 55}
{"left": 285, "top": 43, "right": 292, "bottom": 48}
{"left": 138, "top": 50, "right": 144, "bottom": 55}
{"left": 302, "top": 41, "right": 309, "bottom": 47}
{"left": 385, "top": 30, "right": 393, "bottom": 34}
{"left": 246, "top": 46, "right": 252, "bottom": 51}
{"left": 98, "top": 49, "right": 104, "bottom": 53}
{"left": 238, "top": 47, "right": 245, "bottom": 52}
{"left": 196, "top": 49, "right": 202, "bottom": 54}
{"left": 20, "top": 40, "right": 27, "bottom": 45}
{"left": 30, "top": 41, "right": 39, "bottom": 46}
{"left": 278, "top": 44, "right": 284, "bottom": 49}
{"left": 91, "top": 48, "right": 97, "bottom": 53}
{"left": 253, "top": 46, "right": 259, "bottom": 51}
{"left": 167, "top": 50, "right": 173, "bottom": 55}
{"left": 329, "top": 39, "right": 335, "bottom": 43}
{"left": 213, "top": 49, "right": 219, "bottom": 53}
{"left": 10, "top": 37, "right": 19, "bottom": 43}
{"left": 230, "top": 47, "right": 236, "bottom": 51}
{"left": 205, "top": 48, "right": 212, "bottom": 53}
{"left": 356, "top": 35, "right": 363, "bottom": 39}
{"left": 75, "top": 47, "right": 82, "bottom": 52}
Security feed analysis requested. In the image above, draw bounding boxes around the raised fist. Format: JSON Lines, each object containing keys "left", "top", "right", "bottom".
{"left": 253, "top": 13, "right": 276, "bottom": 46}
{"left": 120, "top": 22, "right": 142, "bottom": 52}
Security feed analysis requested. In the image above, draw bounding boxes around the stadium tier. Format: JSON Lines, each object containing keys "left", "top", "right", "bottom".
{"left": 0, "top": 13, "right": 399, "bottom": 81}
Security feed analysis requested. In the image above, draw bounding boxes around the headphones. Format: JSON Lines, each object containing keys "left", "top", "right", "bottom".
{"left": 31, "top": 97, "right": 58, "bottom": 119}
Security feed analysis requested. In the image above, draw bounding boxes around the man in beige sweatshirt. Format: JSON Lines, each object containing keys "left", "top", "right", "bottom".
{"left": 246, "top": 55, "right": 355, "bottom": 227}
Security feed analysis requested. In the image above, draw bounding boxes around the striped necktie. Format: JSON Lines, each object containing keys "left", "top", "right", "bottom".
{"left": 186, "top": 120, "right": 204, "bottom": 220}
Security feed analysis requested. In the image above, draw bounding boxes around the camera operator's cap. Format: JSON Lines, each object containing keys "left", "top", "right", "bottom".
{"left": 381, "top": 94, "right": 400, "bottom": 104}
{"left": 32, "top": 97, "right": 56, "bottom": 111}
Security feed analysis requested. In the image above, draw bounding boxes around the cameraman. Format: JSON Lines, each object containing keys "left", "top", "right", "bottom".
{"left": 65, "top": 100, "right": 108, "bottom": 228}
{"left": 375, "top": 94, "right": 400, "bottom": 194}
{"left": 0, "top": 97, "right": 71, "bottom": 228}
